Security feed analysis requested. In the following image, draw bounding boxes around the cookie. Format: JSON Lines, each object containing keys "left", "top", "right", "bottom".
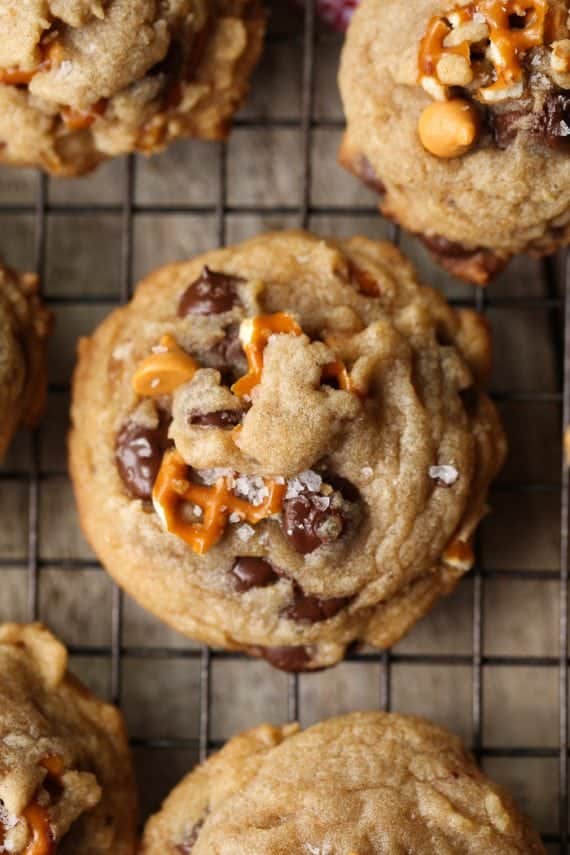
{"left": 69, "top": 230, "right": 506, "bottom": 672}
{"left": 0, "top": 0, "right": 264, "bottom": 176}
{"left": 0, "top": 623, "right": 137, "bottom": 854}
{"left": 141, "top": 711, "right": 544, "bottom": 854}
{"left": 0, "top": 263, "right": 51, "bottom": 459}
{"left": 339, "top": 0, "right": 570, "bottom": 284}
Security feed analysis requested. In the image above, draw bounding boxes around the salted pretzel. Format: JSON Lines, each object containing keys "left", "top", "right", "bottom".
{"left": 0, "top": 41, "right": 64, "bottom": 86}
{"left": 419, "top": 0, "right": 547, "bottom": 102}
{"left": 132, "top": 334, "right": 198, "bottom": 398}
{"left": 152, "top": 450, "right": 286, "bottom": 554}
{"left": 20, "top": 755, "right": 63, "bottom": 855}
{"left": 232, "top": 312, "right": 360, "bottom": 398}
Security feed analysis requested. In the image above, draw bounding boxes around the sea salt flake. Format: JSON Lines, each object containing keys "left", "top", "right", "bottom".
{"left": 229, "top": 512, "right": 243, "bottom": 523}
{"left": 429, "top": 464, "right": 459, "bottom": 486}
{"left": 361, "top": 466, "right": 373, "bottom": 479}
{"left": 237, "top": 524, "right": 255, "bottom": 542}
{"left": 199, "top": 468, "right": 234, "bottom": 486}
{"left": 286, "top": 470, "right": 322, "bottom": 499}
{"left": 234, "top": 475, "right": 269, "bottom": 506}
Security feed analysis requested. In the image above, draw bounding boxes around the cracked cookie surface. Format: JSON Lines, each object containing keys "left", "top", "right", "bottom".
{"left": 0, "top": 623, "right": 136, "bottom": 854}
{"left": 0, "top": 0, "right": 264, "bottom": 175}
{"left": 339, "top": 0, "right": 570, "bottom": 283}
{"left": 0, "top": 264, "right": 51, "bottom": 459}
{"left": 141, "top": 712, "right": 544, "bottom": 854}
{"left": 69, "top": 230, "right": 506, "bottom": 671}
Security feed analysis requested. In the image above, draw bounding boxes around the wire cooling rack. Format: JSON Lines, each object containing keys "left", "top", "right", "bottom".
{"left": 0, "top": 0, "right": 568, "bottom": 849}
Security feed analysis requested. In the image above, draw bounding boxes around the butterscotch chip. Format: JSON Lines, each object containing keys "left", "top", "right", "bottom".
{"left": 0, "top": 0, "right": 265, "bottom": 176}
{"left": 69, "top": 230, "right": 506, "bottom": 671}
{"left": 0, "top": 623, "right": 137, "bottom": 854}
{"left": 339, "top": 0, "right": 570, "bottom": 284}
{"left": 0, "top": 263, "right": 51, "bottom": 459}
{"left": 141, "top": 712, "right": 544, "bottom": 854}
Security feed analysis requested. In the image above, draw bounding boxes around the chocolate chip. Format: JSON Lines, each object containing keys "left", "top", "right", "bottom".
{"left": 208, "top": 323, "right": 246, "bottom": 384}
{"left": 489, "top": 107, "right": 529, "bottom": 149}
{"left": 178, "top": 268, "right": 242, "bottom": 317}
{"left": 115, "top": 420, "right": 170, "bottom": 500}
{"left": 259, "top": 645, "right": 313, "bottom": 672}
{"left": 231, "top": 557, "right": 280, "bottom": 592}
{"left": 283, "top": 586, "right": 350, "bottom": 623}
{"left": 190, "top": 410, "right": 242, "bottom": 428}
{"left": 542, "top": 92, "right": 570, "bottom": 150}
{"left": 282, "top": 492, "right": 344, "bottom": 554}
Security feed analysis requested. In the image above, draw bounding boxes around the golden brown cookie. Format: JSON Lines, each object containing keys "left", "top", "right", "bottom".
{"left": 339, "top": 0, "right": 570, "bottom": 284}
{"left": 0, "top": 623, "right": 137, "bottom": 854}
{"left": 141, "top": 712, "right": 544, "bottom": 854}
{"left": 69, "top": 230, "right": 506, "bottom": 671}
{"left": 0, "top": 0, "right": 265, "bottom": 176}
{"left": 0, "top": 263, "right": 51, "bottom": 459}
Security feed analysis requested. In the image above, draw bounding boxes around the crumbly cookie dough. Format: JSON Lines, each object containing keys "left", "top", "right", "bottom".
{"left": 69, "top": 230, "right": 506, "bottom": 671}
{"left": 339, "top": 0, "right": 570, "bottom": 284}
{"left": 0, "top": 0, "right": 264, "bottom": 175}
{"left": 0, "top": 623, "right": 137, "bottom": 854}
{"left": 0, "top": 264, "right": 51, "bottom": 459}
{"left": 141, "top": 712, "right": 544, "bottom": 854}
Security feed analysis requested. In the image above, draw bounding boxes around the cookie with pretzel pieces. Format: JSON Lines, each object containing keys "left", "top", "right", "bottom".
{"left": 0, "top": 263, "right": 51, "bottom": 460}
{"left": 0, "top": 623, "right": 136, "bottom": 854}
{"left": 141, "top": 712, "right": 544, "bottom": 854}
{"left": 339, "top": 0, "right": 570, "bottom": 284}
{"left": 0, "top": 0, "right": 264, "bottom": 176}
{"left": 69, "top": 230, "right": 506, "bottom": 672}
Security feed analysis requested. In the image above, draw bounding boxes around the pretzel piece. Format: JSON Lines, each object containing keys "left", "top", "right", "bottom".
{"left": 23, "top": 803, "right": 53, "bottom": 855}
{"left": 419, "top": 0, "right": 547, "bottom": 103}
{"left": 232, "top": 313, "right": 303, "bottom": 397}
{"left": 132, "top": 335, "right": 198, "bottom": 398}
{"left": 152, "top": 450, "right": 286, "bottom": 554}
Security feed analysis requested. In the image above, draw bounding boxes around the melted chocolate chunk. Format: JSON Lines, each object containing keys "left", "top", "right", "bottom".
{"left": 490, "top": 108, "right": 528, "bottom": 149}
{"left": 419, "top": 233, "right": 506, "bottom": 285}
{"left": 115, "top": 419, "right": 170, "bottom": 500}
{"left": 190, "top": 409, "right": 242, "bottom": 428}
{"left": 208, "top": 323, "right": 246, "bottom": 384}
{"left": 542, "top": 92, "right": 570, "bottom": 150}
{"left": 259, "top": 645, "right": 313, "bottom": 672}
{"left": 322, "top": 472, "right": 361, "bottom": 504}
{"left": 178, "top": 267, "right": 242, "bottom": 317}
{"left": 283, "top": 586, "right": 350, "bottom": 623}
{"left": 282, "top": 492, "right": 344, "bottom": 554}
{"left": 231, "top": 557, "right": 280, "bottom": 592}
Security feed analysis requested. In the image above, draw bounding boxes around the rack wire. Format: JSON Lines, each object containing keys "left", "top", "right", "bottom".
{"left": 0, "top": 0, "right": 568, "bottom": 849}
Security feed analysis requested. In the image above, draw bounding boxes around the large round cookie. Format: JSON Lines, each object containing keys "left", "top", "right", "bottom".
{"left": 339, "top": 0, "right": 570, "bottom": 284}
{"left": 69, "top": 230, "right": 506, "bottom": 671}
{"left": 0, "top": 623, "right": 137, "bottom": 854}
{"left": 141, "top": 712, "right": 544, "bottom": 853}
{"left": 0, "top": 0, "right": 264, "bottom": 175}
{"left": 0, "top": 263, "right": 51, "bottom": 459}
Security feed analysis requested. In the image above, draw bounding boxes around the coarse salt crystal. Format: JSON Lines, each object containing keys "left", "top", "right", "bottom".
{"left": 361, "top": 466, "right": 373, "bottom": 479}
{"left": 429, "top": 464, "right": 459, "bottom": 486}
{"left": 237, "top": 524, "right": 255, "bottom": 542}
{"left": 234, "top": 475, "right": 269, "bottom": 506}
{"left": 199, "top": 468, "right": 234, "bottom": 486}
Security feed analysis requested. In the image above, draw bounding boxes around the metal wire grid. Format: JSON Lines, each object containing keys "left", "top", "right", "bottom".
{"left": 0, "top": 0, "right": 568, "bottom": 848}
